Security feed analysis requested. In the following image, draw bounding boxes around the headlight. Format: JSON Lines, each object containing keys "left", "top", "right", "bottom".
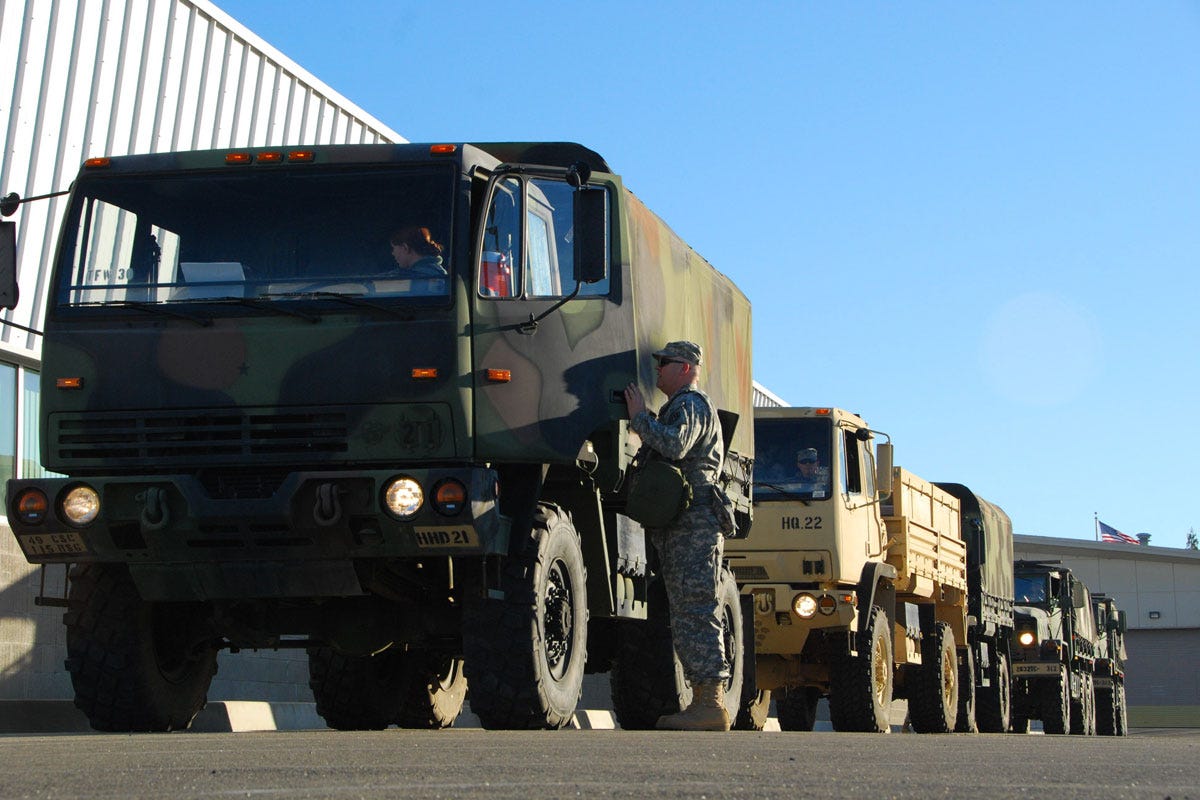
{"left": 1017, "top": 630, "right": 1036, "bottom": 647}
{"left": 383, "top": 477, "right": 424, "bottom": 519}
{"left": 61, "top": 485, "right": 100, "bottom": 527}
{"left": 14, "top": 488, "right": 49, "bottom": 524}
{"left": 792, "top": 593, "right": 818, "bottom": 619}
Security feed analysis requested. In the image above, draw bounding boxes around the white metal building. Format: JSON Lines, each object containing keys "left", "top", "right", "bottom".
{"left": 0, "top": 0, "right": 403, "bottom": 702}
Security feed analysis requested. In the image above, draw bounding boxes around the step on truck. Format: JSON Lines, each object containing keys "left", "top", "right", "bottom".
{"left": 1, "top": 142, "right": 754, "bottom": 732}
{"left": 1091, "top": 594, "right": 1129, "bottom": 735}
{"left": 725, "top": 406, "right": 977, "bottom": 733}
{"left": 1010, "top": 560, "right": 1099, "bottom": 734}
{"left": 934, "top": 483, "right": 1015, "bottom": 733}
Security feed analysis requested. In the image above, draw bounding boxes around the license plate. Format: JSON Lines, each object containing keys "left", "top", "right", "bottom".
{"left": 413, "top": 525, "right": 478, "bottom": 548}
{"left": 1013, "top": 662, "right": 1060, "bottom": 677}
{"left": 19, "top": 531, "right": 89, "bottom": 557}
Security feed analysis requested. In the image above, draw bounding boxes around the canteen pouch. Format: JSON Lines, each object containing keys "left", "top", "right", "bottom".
{"left": 624, "top": 460, "right": 692, "bottom": 528}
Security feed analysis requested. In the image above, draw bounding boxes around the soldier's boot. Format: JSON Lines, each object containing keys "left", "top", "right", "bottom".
{"left": 655, "top": 682, "right": 732, "bottom": 731}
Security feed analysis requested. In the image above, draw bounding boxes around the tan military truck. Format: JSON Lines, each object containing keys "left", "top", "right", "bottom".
{"left": 726, "top": 406, "right": 969, "bottom": 732}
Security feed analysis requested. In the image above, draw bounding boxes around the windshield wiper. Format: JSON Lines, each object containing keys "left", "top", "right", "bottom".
{"left": 210, "top": 296, "right": 321, "bottom": 323}
{"left": 275, "top": 291, "right": 415, "bottom": 320}
{"left": 106, "top": 300, "right": 211, "bottom": 327}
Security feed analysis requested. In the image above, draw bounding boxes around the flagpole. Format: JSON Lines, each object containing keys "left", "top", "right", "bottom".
{"left": 1094, "top": 512, "right": 1099, "bottom": 541}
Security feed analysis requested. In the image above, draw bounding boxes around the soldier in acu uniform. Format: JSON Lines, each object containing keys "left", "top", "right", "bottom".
{"left": 623, "top": 341, "right": 731, "bottom": 731}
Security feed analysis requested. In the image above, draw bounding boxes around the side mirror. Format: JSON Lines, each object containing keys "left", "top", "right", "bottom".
{"left": 1116, "top": 609, "right": 1127, "bottom": 633}
{"left": 572, "top": 187, "right": 608, "bottom": 285}
{"left": 0, "top": 221, "right": 17, "bottom": 310}
{"left": 874, "top": 442, "right": 894, "bottom": 498}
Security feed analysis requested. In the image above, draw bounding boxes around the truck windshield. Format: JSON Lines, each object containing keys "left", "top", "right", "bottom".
{"left": 1015, "top": 574, "right": 1049, "bottom": 604}
{"left": 753, "top": 416, "right": 833, "bottom": 501}
{"left": 54, "top": 165, "right": 455, "bottom": 308}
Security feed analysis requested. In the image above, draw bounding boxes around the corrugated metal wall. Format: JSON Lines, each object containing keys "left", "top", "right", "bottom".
{"left": 0, "top": 0, "right": 403, "bottom": 361}
{"left": 0, "top": 0, "right": 404, "bottom": 706}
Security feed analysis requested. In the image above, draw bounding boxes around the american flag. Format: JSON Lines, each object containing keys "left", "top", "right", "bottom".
{"left": 1099, "top": 521, "right": 1138, "bottom": 545}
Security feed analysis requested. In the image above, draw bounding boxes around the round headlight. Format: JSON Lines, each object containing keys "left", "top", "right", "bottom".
{"left": 792, "top": 593, "right": 819, "bottom": 619}
{"left": 1017, "top": 630, "right": 1036, "bottom": 647}
{"left": 15, "top": 488, "right": 49, "bottom": 524}
{"left": 61, "top": 485, "right": 100, "bottom": 527}
{"left": 383, "top": 477, "right": 423, "bottom": 519}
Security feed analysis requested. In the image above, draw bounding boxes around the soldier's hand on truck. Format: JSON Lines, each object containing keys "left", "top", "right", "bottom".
{"left": 624, "top": 382, "right": 646, "bottom": 418}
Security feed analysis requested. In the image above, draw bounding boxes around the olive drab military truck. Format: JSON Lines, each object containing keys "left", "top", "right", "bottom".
{"left": 935, "top": 483, "right": 1015, "bottom": 733}
{"left": 725, "top": 406, "right": 977, "bottom": 733}
{"left": 1091, "top": 594, "right": 1129, "bottom": 735}
{"left": 1010, "top": 560, "right": 1099, "bottom": 735}
{"left": 1, "top": 142, "right": 754, "bottom": 732}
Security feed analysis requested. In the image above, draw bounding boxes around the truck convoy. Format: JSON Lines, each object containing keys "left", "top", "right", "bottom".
{"left": 725, "top": 406, "right": 1015, "bottom": 734}
{"left": 1, "top": 142, "right": 755, "bottom": 732}
{"left": 1010, "top": 560, "right": 1099, "bottom": 734}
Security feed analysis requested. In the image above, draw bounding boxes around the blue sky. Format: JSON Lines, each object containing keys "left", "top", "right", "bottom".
{"left": 217, "top": 1, "right": 1200, "bottom": 549}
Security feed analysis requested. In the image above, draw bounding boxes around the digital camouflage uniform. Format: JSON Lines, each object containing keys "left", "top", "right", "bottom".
{"left": 630, "top": 384, "right": 729, "bottom": 684}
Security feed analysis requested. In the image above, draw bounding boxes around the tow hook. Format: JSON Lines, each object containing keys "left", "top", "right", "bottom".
{"left": 313, "top": 483, "right": 344, "bottom": 527}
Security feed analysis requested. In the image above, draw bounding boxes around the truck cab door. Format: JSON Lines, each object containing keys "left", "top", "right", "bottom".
{"left": 470, "top": 170, "right": 632, "bottom": 465}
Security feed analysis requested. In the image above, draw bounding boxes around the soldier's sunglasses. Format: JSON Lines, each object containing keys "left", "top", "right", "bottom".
{"left": 655, "top": 358, "right": 686, "bottom": 368}
{"left": 798, "top": 458, "right": 817, "bottom": 465}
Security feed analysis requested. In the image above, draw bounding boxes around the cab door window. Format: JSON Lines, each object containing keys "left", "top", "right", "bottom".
{"left": 479, "top": 176, "right": 610, "bottom": 299}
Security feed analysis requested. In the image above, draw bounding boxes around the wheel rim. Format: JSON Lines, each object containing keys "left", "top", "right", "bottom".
{"left": 940, "top": 645, "right": 956, "bottom": 712}
{"left": 543, "top": 559, "right": 575, "bottom": 680}
{"left": 721, "top": 601, "right": 737, "bottom": 693}
{"left": 871, "top": 632, "right": 890, "bottom": 708}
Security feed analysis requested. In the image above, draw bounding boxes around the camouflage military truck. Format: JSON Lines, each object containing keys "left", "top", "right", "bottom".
{"left": 1010, "top": 560, "right": 1099, "bottom": 734}
{"left": 725, "top": 406, "right": 972, "bottom": 733}
{"left": 1091, "top": 594, "right": 1129, "bottom": 735}
{"left": 935, "top": 483, "right": 1015, "bottom": 733}
{"left": 1, "top": 142, "right": 754, "bottom": 732}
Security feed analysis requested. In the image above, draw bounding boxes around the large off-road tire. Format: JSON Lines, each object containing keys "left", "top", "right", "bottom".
{"left": 954, "top": 645, "right": 978, "bottom": 733}
{"left": 1095, "top": 681, "right": 1118, "bottom": 736}
{"left": 1114, "top": 682, "right": 1129, "bottom": 736}
{"left": 397, "top": 652, "right": 467, "bottom": 729}
{"left": 1070, "top": 672, "right": 1096, "bottom": 735}
{"left": 909, "top": 621, "right": 958, "bottom": 733}
{"left": 308, "top": 647, "right": 467, "bottom": 730}
{"left": 735, "top": 689, "right": 773, "bottom": 731}
{"left": 463, "top": 504, "right": 588, "bottom": 729}
{"left": 611, "top": 566, "right": 745, "bottom": 730}
{"left": 64, "top": 563, "right": 218, "bottom": 732}
{"left": 308, "top": 646, "right": 405, "bottom": 730}
{"left": 829, "top": 605, "right": 893, "bottom": 733}
{"left": 777, "top": 686, "right": 820, "bottom": 731}
{"left": 1041, "top": 666, "right": 1070, "bottom": 735}
{"left": 976, "top": 650, "right": 1012, "bottom": 733}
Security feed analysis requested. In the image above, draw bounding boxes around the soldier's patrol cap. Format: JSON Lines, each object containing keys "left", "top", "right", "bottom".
{"left": 652, "top": 340, "right": 702, "bottom": 366}
{"left": 797, "top": 448, "right": 818, "bottom": 462}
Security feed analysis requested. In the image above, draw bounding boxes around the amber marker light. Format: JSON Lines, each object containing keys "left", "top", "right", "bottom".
{"left": 15, "top": 488, "right": 49, "bottom": 524}
{"left": 56, "top": 377, "right": 84, "bottom": 389}
{"left": 287, "top": 150, "right": 315, "bottom": 162}
{"left": 256, "top": 151, "right": 283, "bottom": 163}
{"left": 486, "top": 369, "right": 512, "bottom": 383}
{"left": 814, "top": 408, "right": 832, "bottom": 415}
{"left": 83, "top": 157, "right": 111, "bottom": 169}
{"left": 225, "top": 152, "right": 252, "bottom": 164}
{"left": 430, "top": 144, "right": 457, "bottom": 156}
{"left": 411, "top": 368, "right": 438, "bottom": 380}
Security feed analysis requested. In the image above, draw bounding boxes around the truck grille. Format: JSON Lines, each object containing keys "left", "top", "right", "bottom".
{"left": 52, "top": 408, "right": 349, "bottom": 467}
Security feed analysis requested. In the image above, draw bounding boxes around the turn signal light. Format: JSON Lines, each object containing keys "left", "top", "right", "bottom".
{"left": 430, "top": 144, "right": 457, "bottom": 155}
{"left": 412, "top": 368, "right": 438, "bottom": 380}
{"left": 83, "top": 157, "right": 111, "bottom": 169}
{"left": 486, "top": 369, "right": 511, "bottom": 383}
{"left": 15, "top": 489, "right": 49, "bottom": 524}
{"left": 56, "top": 377, "right": 84, "bottom": 389}
{"left": 433, "top": 479, "right": 467, "bottom": 516}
